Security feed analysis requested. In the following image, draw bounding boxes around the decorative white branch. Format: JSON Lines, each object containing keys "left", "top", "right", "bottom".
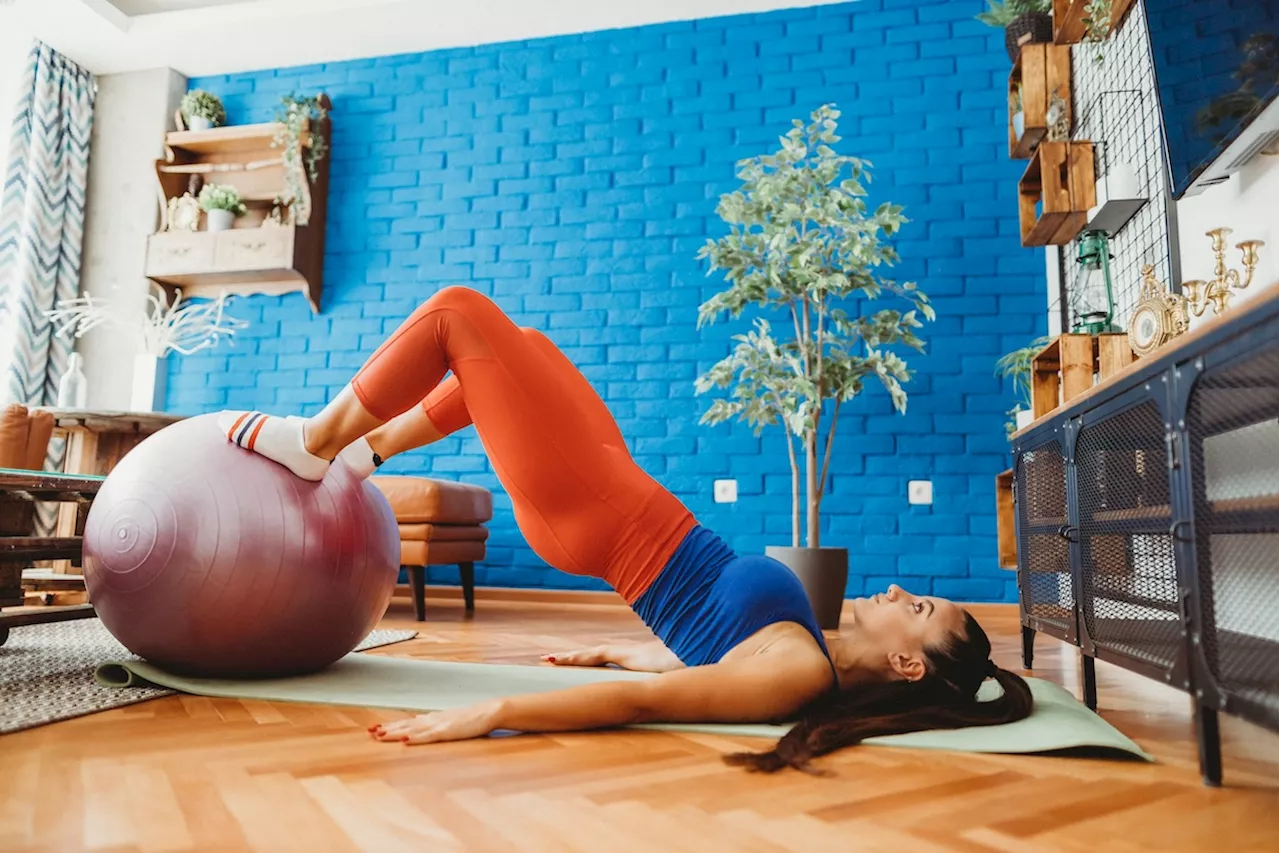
{"left": 45, "top": 284, "right": 249, "bottom": 358}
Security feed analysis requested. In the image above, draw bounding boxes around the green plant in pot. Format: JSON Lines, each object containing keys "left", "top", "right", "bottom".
{"left": 695, "top": 104, "right": 933, "bottom": 630}
{"left": 976, "top": 0, "right": 1054, "bottom": 63}
{"left": 198, "top": 183, "right": 247, "bottom": 232}
{"left": 180, "top": 89, "right": 227, "bottom": 131}
{"left": 995, "top": 335, "right": 1051, "bottom": 435}
{"left": 271, "top": 94, "right": 330, "bottom": 227}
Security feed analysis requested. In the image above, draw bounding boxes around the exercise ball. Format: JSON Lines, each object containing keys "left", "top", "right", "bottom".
{"left": 83, "top": 413, "right": 400, "bottom": 678}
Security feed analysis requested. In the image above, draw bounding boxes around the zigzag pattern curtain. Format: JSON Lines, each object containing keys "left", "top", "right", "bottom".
{"left": 0, "top": 41, "right": 95, "bottom": 409}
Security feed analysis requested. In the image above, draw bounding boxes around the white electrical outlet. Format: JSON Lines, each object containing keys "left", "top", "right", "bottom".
{"left": 908, "top": 480, "right": 933, "bottom": 505}
{"left": 713, "top": 479, "right": 738, "bottom": 503}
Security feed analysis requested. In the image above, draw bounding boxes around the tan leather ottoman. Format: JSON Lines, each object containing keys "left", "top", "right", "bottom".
{"left": 369, "top": 475, "right": 493, "bottom": 620}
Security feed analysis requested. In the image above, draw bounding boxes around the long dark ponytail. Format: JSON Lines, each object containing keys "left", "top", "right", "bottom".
{"left": 726, "top": 611, "right": 1033, "bottom": 774}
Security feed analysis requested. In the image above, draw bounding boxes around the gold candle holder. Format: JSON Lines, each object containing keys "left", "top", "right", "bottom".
{"left": 1182, "top": 227, "right": 1265, "bottom": 317}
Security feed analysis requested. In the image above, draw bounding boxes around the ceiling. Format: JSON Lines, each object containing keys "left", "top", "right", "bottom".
{"left": 107, "top": 0, "right": 255, "bottom": 15}
{"left": 3, "top": 0, "right": 850, "bottom": 77}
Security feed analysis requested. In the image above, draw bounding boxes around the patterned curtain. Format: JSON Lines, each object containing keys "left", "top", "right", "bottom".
{"left": 0, "top": 41, "right": 95, "bottom": 409}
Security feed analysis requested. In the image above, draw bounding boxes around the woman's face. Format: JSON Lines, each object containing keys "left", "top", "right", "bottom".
{"left": 846, "top": 584, "right": 968, "bottom": 681}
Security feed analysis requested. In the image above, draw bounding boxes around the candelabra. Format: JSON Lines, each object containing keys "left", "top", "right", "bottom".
{"left": 1182, "top": 228, "right": 1265, "bottom": 316}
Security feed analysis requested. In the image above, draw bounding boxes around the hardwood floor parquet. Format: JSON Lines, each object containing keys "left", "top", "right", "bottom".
{"left": 1, "top": 597, "right": 1275, "bottom": 852}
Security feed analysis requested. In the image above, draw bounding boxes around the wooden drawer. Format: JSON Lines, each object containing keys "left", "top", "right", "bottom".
{"left": 145, "top": 232, "right": 215, "bottom": 276}
{"left": 214, "top": 228, "right": 293, "bottom": 272}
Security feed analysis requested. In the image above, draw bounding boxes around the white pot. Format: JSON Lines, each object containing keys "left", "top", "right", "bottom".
{"left": 1012, "top": 110, "right": 1025, "bottom": 141}
{"left": 1015, "top": 408, "right": 1035, "bottom": 430}
{"left": 130, "top": 353, "right": 168, "bottom": 413}
{"left": 206, "top": 209, "right": 235, "bottom": 232}
{"left": 187, "top": 115, "right": 213, "bottom": 131}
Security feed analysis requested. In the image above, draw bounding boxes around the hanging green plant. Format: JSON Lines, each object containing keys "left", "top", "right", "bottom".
{"left": 1082, "top": 0, "right": 1114, "bottom": 64}
{"left": 270, "top": 94, "right": 329, "bottom": 226}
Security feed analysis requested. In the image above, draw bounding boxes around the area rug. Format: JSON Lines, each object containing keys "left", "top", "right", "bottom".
{"left": 95, "top": 654, "right": 1152, "bottom": 760}
{"left": 0, "top": 619, "right": 416, "bottom": 735}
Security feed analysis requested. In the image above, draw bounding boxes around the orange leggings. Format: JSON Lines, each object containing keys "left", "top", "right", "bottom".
{"left": 351, "top": 286, "right": 696, "bottom": 603}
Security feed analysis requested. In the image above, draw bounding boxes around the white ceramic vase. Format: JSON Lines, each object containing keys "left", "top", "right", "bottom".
{"left": 206, "top": 209, "right": 235, "bottom": 232}
{"left": 187, "top": 115, "right": 213, "bottom": 131}
{"left": 1012, "top": 110, "right": 1025, "bottom": 141}
{"left": 1015, "top": 408, "right": 1035, "bottom": 430}
{"left": 131, "top": 353, "right": 168, "bottom": 413}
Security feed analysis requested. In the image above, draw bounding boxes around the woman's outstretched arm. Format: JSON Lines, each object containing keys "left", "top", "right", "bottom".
{"left": 369, "top": 650, "right": 832, "bottom": 745}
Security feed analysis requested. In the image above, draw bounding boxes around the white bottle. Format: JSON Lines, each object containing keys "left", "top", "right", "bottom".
{"left": 56, "top": 352, "right": 88, "bottom": 409}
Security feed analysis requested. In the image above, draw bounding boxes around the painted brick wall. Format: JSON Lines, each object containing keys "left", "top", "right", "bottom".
{"left": 173, "top": 0, "right": 1044, "bottom": 601}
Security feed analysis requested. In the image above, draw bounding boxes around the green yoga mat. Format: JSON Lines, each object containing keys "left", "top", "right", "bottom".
{"left": 95, "top": 654, "right": 1151, "bottom": 760}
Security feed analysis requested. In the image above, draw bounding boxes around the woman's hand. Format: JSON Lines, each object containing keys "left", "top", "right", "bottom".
{"left": 368, "top": 700, "right": 503, "bottom": 745}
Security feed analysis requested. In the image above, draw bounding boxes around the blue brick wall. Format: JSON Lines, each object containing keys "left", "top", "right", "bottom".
{"left": 172, "top": 0, "right": 1043, "bottom": 602}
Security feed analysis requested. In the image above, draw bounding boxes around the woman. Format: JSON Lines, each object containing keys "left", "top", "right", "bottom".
{"left": 219, "top": 286, "right": 1032, "bottom": 773}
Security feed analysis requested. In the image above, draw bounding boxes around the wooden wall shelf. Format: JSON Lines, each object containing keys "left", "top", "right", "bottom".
{"left": 1009, "top": 43, "right": 1072, "bottom": 160}
{"left": 996, "top": 469, "right": 1016, "bottom": 570}
{"left": 1052, "top": 0, "right": 1137, "bottom": 45}
{"left": 147, "top": 95, "right": 331, "bottom": 314}
{"left": 1018, "top": 141, "right": 1096, "bottom": 246}
{"left": 146, "top": 223, "right": 323, "bottom": 312}
{"left": 1031, "top": 332, "right": 1133, "bottom": 419}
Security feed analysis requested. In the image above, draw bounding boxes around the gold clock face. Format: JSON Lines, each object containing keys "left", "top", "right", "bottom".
{"left": 1128, "top": 300, "right": 1169, "bottom": 357}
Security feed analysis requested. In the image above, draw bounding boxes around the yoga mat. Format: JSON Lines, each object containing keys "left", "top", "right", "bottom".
{"left": 95, "top": 655, "right": 1151, "bottom": 760}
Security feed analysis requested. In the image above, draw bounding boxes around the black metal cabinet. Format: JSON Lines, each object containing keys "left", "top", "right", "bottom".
{"left": 1011, "top": 294, "right": 1278, "bottom": 787}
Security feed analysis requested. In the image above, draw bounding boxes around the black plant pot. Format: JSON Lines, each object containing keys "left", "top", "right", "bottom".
{"left": 1005, "top": 11, "right": 1055, "bottom": 62}
{"left": 765, "top": 546, "right": 849, "bottom": 631}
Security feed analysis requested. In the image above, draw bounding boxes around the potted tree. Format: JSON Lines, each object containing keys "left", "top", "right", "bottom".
{"left": 198, "top": 184, "right": 247, "bottom": 232}
{"left": 976, "top": 0, "right": 1054, "bottom": 62}
{"left": 695, "top": 104, "right": 934, "bottom": 630}
{"left": 180, "top": 89, "right": 227, "bottom": 131}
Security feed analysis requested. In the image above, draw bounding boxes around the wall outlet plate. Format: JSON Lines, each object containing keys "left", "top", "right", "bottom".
{"left": 908, "top": 480, "right": 933, "bottom": 505}
{"left": 713, "top": 479, "right": 738, "bottom": 503}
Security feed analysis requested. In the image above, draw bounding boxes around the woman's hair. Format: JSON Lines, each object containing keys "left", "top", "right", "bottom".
{"left": 726, "top": 611, "right": 1033, "bottom": 774}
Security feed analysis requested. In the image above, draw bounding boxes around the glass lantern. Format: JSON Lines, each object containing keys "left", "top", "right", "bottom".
{"left": 1072, "top": 230, "right": 1118, "bottom": 334}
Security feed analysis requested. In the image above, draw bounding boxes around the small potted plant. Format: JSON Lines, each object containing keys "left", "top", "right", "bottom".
{"left": 995, "top": 336, "right": 1051, "bottom": 434}
{"left": 976, "top": 0, "right": 1054, "bottom": 63}
{"left": 180, "top": 89, "right": 227, "bottom": 131}
{"left": 198, "top": 184, "right": 246, "bottom": 232}
{"left": 1011, "top": 83, "right": 1025, "bottom": 141}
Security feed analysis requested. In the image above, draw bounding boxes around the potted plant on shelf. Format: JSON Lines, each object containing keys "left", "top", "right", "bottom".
{"left": 995, "top": 336, "right": 1052, "bottom": 434}
{"left": 180, "top": 89, "right": 227, "bottom": 131}
{"left": 270, "top": 94, "right": 330, "bottom": 227}
{"left": 198, "top": 184, "right": 246, "bottom": 232}
{"left": 695, "top": 104, "right": 934, "bottom": 630}
{"left": 976, "top": 0, "right": 1054, "bottom": 63}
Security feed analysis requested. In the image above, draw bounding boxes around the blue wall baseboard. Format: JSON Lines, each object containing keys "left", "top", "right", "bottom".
{"left": 174, "top": 0, "right": 1044, "bottom": 602}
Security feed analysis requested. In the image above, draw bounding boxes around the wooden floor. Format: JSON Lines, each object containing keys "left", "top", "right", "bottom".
{"left": 1, "top": 595, "right": 1276, "bottom": 853}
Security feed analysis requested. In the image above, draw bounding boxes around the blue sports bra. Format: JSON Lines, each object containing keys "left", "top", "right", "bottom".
{"left": 630, "top": 525, "right": 834, "bottom": 672}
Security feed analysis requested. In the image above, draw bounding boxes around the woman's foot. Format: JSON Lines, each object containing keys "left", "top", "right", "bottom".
{"left": 216, "top": 411, "right": 331, "bottom": 481}
{"left": 336, "top": 435, "right": 382, "bottom": 479}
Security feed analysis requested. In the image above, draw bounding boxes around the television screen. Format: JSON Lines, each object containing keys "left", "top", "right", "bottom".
{"left": 1145, "top": 0, "right": 1278, "bottom": 198}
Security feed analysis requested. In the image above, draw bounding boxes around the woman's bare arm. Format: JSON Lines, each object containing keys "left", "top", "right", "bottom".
{"left": 542, "top": 641, "right": 684, "bottom": 673}
{"left": 370, "top": 648, "right": 832, "bottom": 745}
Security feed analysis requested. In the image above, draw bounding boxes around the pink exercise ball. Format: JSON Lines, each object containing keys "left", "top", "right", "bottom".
{"left": 83, "top": 413, "right": 401, "bottom": 678}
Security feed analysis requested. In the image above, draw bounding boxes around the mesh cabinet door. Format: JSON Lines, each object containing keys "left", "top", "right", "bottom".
{"left": 1014, "top": 429, "right": 1076, "bottom": 644}
{"left": 1074, "top": 391, "right": 1186, "bottom": 685}
{"left": 1182, "top": 341, "right": 1279, "bottom": 729}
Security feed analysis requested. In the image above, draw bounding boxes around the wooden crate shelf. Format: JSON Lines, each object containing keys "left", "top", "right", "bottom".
{"left": 996, "top": 469, "right": 1016, "bottom": 570}
{"left": 1009, "top": 43, "right": 1072, "bottom": 160}
{"left": 1031, "top": 332, "right": 1134, "bottom": 418}
{"left": 1052, "top": 0, "right": 1138, "bottom": 45}
{"left": 1018, "top": 141, "right": 1096, "bottom": 247}
{"left": 1054, "top": 0, "right": 1136, "bottom": 44}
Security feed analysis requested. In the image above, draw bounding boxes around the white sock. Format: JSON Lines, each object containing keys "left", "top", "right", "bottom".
{"left": 336, "top": 434, "right": 380, "bottom": 479}
{"left": 216, "top": 411, "right": 330, "bottom": 481}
